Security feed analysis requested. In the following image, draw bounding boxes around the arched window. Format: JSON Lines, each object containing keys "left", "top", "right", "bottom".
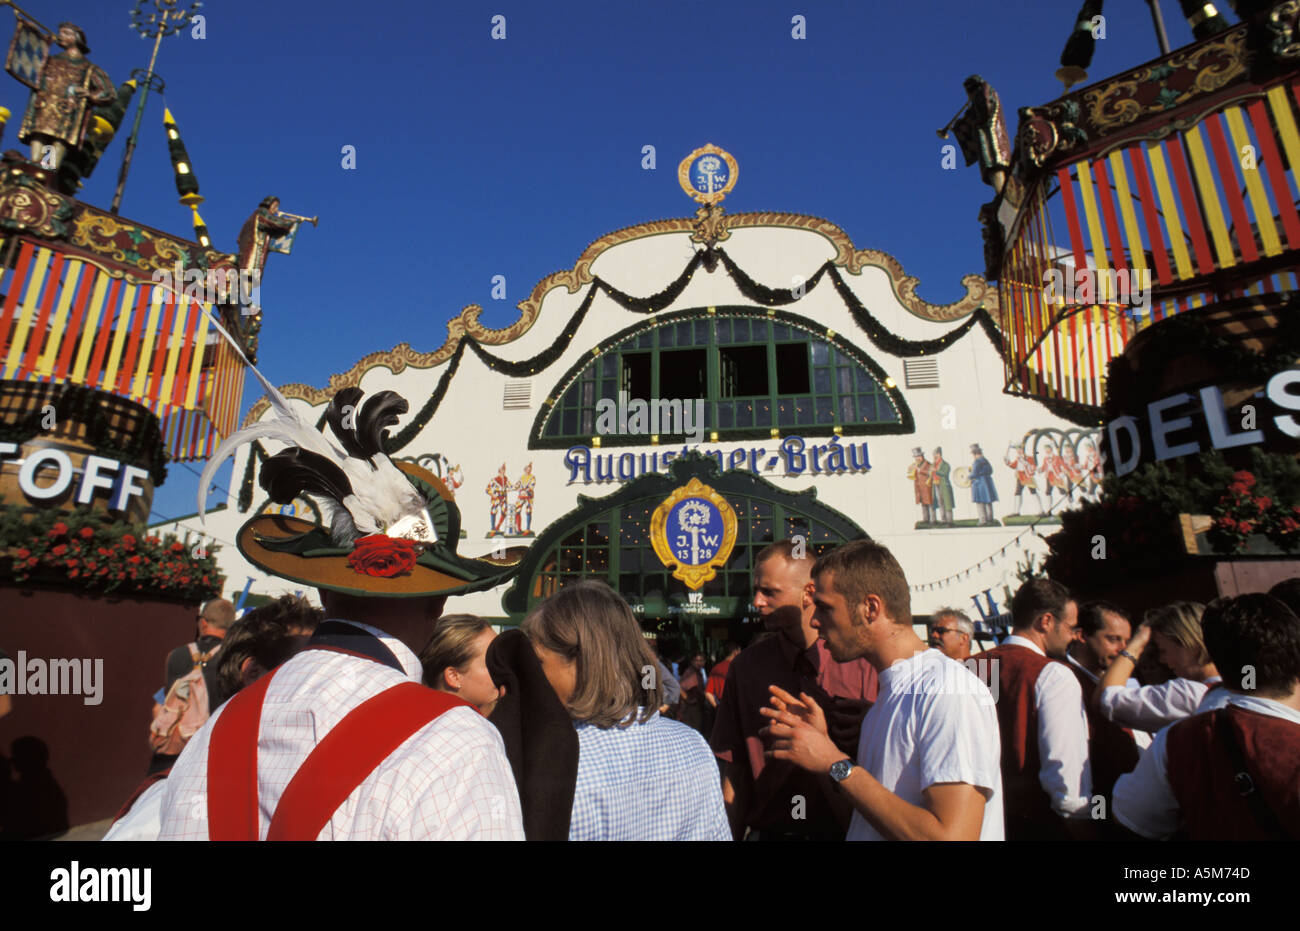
{"left": 503, "top": 455, "right": 870, "bottom": 619}
{"left": 531, "top": 307, "right": 911, "bottom": 448}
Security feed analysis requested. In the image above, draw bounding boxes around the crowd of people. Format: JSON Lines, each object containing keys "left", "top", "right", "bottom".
{"left": 99, "top": 388, "right": 1298, "bottom": 841}
{"left": 106, "top": 537, "right": 1300, "bottom": 841}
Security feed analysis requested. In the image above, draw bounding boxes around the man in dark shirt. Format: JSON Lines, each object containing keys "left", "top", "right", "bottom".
{"left": 711, "top": 540, "right": 878, "bottom": 840}
{"left": 1066, "top": 600, "right": 1141, "bottom": 812}
{"left": 148, "top": 599, "right": 235, "bottom": 774}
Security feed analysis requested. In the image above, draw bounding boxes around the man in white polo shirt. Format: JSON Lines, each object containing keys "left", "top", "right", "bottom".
{"left": 762, "top": 539, "right": 1002, "bottom": 841}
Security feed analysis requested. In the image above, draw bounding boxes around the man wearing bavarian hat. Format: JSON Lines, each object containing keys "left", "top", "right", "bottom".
{"left": 158, "top": 387, "right": 524, "bottom": 840}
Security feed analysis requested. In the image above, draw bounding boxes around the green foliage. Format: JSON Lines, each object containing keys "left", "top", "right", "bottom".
{"left": 1043, "top": 449, "right": 1300, "bottom": 588}
{"left": 0, "top": 504, "right": 223, "bottom": 601}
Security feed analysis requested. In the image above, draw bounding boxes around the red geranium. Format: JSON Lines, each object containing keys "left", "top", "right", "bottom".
{"left": 49, "top": 522, "right": 68, "bottom": 537}
{"left": 346, "top": 535, "right": 419, "bottom": 578}
{"left": 51, "top": 544, "right": 67, "bottom": 557}
{"left": 121, "top": 534, "right": 137, "bottom": 549}
{"left": 15, "top": 548, "right": 30, "bottom": 559}
{"left": 78, "top": 526, "right": 94, "bottom": 540}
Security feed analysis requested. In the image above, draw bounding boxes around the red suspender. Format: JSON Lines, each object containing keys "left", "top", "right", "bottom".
{"left": 208, "top": 670, "right": 276, "bottom": 840}
{"left": 267, "top": 683, "right": 467, "bottom": 841}
{"left": 207, "top": 674, "right": 469, "bottom": 841}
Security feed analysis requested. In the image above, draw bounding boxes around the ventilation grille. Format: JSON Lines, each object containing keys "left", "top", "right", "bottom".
{"left": 503, "top": 380, "right": 531, "bottom": 409}
{"left": 903, "top": 358, "right": 940, "bottom": 389}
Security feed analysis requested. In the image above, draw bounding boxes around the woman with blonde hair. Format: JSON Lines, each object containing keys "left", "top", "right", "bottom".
{"left": 522, "top": 579, "right": 728, "bottom": 840}
{"left": 420, "top": 614, "right": 503, "bottom": 716}
{"left": 1096, "top": 601, "right": 1226, "bottom": 731}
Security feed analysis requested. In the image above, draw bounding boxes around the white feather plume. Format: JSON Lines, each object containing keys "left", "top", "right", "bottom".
{"left": 198, "top": 364, "right": 425, "bottom": 545}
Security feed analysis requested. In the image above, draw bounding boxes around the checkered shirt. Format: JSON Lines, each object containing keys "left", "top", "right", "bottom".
{"left": 568, "top": 711, "right": 730, "bottom": 841}
{"left": 156, "top": 621, "right": 524, "bottom": 840}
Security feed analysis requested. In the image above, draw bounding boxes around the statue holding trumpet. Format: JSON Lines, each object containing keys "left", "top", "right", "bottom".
{"left": 236, "top": 194, "right": 317, "bottom": 285}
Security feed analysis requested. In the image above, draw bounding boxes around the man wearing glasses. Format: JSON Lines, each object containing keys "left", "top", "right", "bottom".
{"left": 928, "top": 609, "right": 974, "bottom": 661}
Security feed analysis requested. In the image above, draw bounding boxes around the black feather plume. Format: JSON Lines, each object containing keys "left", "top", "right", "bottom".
{"left": 325, "top": 387, "right": 369, "bottom": 460}
{"left": 260, "top": 447, "right": 355, "bottom": 505}
{"left": 1060, "top": 0, "right": 1103, "bottom": 70}
{"left": 358, "top": 391, "right": 408, "bottom": 458}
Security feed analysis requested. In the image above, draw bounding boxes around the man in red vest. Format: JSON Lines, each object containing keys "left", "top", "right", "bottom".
{"left": 1066, "top": 601, "right": 1142, "bottom": 810}
{"left": 976, "top": 578, "right": 1093, "bottom": 840}
{"left": 1113, "top": 593, "right": 1300, "bottom": 839}
{"left": 157, "top": 388, "right": 525, "bottom": 840}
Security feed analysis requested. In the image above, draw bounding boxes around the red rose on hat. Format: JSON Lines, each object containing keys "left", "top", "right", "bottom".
{"left": 347, "top": 534, "right": 419, "bottom": 578}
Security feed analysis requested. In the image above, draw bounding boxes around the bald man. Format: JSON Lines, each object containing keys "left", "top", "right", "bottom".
{"left": 711, "top": 540, "right": 879, "bottom": 840}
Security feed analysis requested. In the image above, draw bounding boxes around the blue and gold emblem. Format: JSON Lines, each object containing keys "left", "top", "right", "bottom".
{"left": 678, "top": 143, "right": 739, "bottom": 205}
{"left": 649, "top": 478, "right": 738, "bottom": 589}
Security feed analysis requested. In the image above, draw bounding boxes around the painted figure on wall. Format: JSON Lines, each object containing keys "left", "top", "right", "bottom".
{"left": 1079, "top": 435, "right": 1104, "bottom": 502}
{"left": 1037, "top": 437, "right": 1069, "bottom": 510}
{"left": 445, "top": 463, "right": 464, "bottom": 492}
{"left": 909, "top": 446, "right": 934, "bottom": 523}
{"left": 1004, "top": 442, "right": 1043, "bottom": 516}
{"left": 513, "top": 462, "right": 535, "bottom": 535}
{"left": 969, "top": 443, "right": 998, "bottom": 526}
{"left": 931, "top": 447, "right": 954, "bottom": 526}
{"left": 1061, "top": 442, "right": 1086, "bottom": 505}
{"left": 17, "top": 22, "right": 114, "bottom": 171}
{"left": 486, "top": 462, "right": 510, "bottom": 535}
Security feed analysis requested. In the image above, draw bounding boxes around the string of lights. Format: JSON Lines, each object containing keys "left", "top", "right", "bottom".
{"left": 908, "top": 487, "right": 1084, "bottom": 593}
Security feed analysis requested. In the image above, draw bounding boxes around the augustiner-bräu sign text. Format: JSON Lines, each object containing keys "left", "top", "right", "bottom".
{"left": 563, "top": 435, "right": 871, "bottom": 484}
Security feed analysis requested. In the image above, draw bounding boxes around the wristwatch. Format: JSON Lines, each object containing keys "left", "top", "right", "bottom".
{"left": 829, "top": 758, "right": 855, "bottom": 783}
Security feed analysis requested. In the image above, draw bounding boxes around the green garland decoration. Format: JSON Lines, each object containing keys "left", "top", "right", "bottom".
{"left": 385, "top": 338, "right": 469, "bottom": 452}
{"left": 239, "top": 246, "right": 1005, "bottom": 501}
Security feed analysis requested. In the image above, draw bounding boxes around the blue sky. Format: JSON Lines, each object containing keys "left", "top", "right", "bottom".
{"left": 20, "top": 0, "right": 1210, "bottom": 523}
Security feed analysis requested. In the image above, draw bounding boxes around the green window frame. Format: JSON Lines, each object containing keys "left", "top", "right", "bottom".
{"left": 532, "top": 307, "right": 910, "bottom": 448}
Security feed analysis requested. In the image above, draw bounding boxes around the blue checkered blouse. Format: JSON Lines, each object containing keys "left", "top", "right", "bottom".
{"left": 568, "top": 710, "right": 730, "bottom": 841}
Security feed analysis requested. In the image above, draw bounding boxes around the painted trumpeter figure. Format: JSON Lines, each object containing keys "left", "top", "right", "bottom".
{"left": 1004, "top": 441, "right": 1043, "bottom": 517}
{"left": 237, "top": 195, "right": 297, "bottom": 281}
